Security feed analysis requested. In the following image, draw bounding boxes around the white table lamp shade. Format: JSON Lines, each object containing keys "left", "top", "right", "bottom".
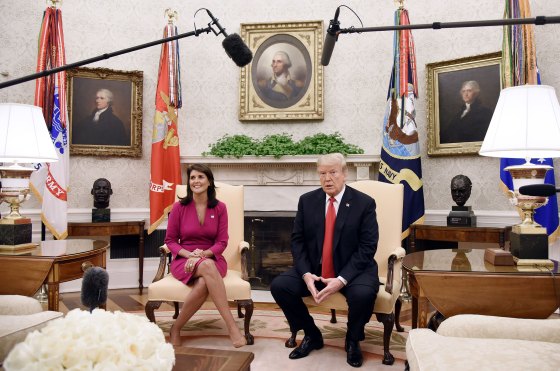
{"left": 479, "top": 85, "right": 560, "bottom": 159}
{"left": 0, "top": 103, "right": 58, "bottom": 164}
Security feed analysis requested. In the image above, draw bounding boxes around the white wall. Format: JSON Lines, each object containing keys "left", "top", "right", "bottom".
{"left": 1, "top": 0, "right": 560, "bottom": 227}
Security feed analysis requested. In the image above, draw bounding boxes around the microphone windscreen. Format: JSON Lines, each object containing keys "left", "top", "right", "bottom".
{"left": 321, "top": 32, "right": 337, "bottom": 66}
{"left": 81, "top": 267, "right": 109, "bottom": 312}
{"left": 518, "top": 184, "right": 556, "bottom": 197}
{"left": 222, "top": 34, "right": 253, "bottom": 67}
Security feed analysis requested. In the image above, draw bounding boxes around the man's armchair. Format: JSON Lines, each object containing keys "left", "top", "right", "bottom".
{"left": 285, "top": 180, "right": 405, "bottom": 365}
{"left": 145, "top": 182, "right": 254, "bottom": 344}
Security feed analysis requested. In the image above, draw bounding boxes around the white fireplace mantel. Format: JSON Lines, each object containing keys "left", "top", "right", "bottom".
{"left": 180, "top": 154, "right": 381, "bottom": 186}
{"left": 180, "top": 154, "right": 381, "bottom": 212}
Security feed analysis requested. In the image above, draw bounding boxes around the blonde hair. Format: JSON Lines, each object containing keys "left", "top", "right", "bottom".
{"left": 317, "top": 153, "right": 347, "bottom": 172}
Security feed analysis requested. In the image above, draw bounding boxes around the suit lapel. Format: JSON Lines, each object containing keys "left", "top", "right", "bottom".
{"left": 333, "top": 186, "right": 353, "bottom": 251}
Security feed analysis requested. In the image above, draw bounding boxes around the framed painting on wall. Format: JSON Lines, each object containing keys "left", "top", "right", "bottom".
{"left": 67, "top": 67, "right": 143, "bottom": 157}
{"left": 427, "top": 52, "right": 502, "bottom": 156}
{"left": 239, "top": 20, "right": 324, "bottom": 121}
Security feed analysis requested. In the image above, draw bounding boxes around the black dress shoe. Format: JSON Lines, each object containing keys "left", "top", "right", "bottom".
{"left": 288, "top": 335, "right": 324, "bottom": 359}
{"left": 346, "top": 340, "right": 363, "bottom": 367}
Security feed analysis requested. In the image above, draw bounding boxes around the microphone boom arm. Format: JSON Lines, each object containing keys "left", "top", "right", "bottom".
{"left": 0, "top": 25, "right": 216, "bottom": 90}
{"left": 337, "top": 15, "right": 560, "bottom": 35}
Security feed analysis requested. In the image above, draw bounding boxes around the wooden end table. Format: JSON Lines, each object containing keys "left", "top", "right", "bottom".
{"left": 67, "top": 220, "right": 145, "bottom": 293}
{"left": 403, "top": 247, "right": 559, "bottom": 328}
{"left": 0, "top": 239, "right": 108, "bottom": 311}
{"left": 408, "top": 224, "right": 510, "bottom": 252}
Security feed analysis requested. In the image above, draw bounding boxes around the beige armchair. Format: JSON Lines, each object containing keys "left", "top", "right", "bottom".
{"left": 145, "top": 182, "right": 254, "bottom": 344}
{"left": 0, "top": 295, "right": 62, "bottom": 363}
{"left": 285, "top": 180, "right": 406, "bottom": 365}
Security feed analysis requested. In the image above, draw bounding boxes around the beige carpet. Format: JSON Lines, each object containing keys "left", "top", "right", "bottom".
{"left": 153, "top": 309, "right": 408, "bottom": 370}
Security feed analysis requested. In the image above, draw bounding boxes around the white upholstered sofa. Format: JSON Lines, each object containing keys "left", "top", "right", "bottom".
{"left": 406, "top": 314, "right": 560, "bottom": 371}
{"left": 0, "top": 295, "right": 62, "bottom": 363}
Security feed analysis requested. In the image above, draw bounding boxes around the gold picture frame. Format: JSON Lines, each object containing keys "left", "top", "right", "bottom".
{"left": 427, "top": 52, "right": 502, "bottom": 156}
{"left": 67, "top": 67, "right": 143, "bottom": 157}
{"left": 239, "top": 20, "right": 324, "bottom": 121}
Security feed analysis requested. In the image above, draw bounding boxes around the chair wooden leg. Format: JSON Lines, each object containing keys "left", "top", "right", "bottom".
{"left": 330, "top": 308, "right": 337, "bottom": 323}
{"left": 286, "top": 331, "right": 297, "bottom": 348}
{"left": 173, "top": 302, "right": 180, "bottom": 319}
{"left": 238, "top": 303, "right": 245, "bottom": 319}
{"left": 145, "top": 300, "right": 163, "bottom": 323}
{"left": 375, "top": 312, "right": 396, "bottom": 365}
{"left": 236, "top": 299, "right": 255, "bottom": 345}
{"left": 394, "top": 298, "right": 405, "bottom": 332}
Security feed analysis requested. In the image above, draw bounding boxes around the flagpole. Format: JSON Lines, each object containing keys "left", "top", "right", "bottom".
{"left": 0, "top": 26, "right": 213, "bottom": 90}
{"left": 340, "top": 15, "right": 560, "bottom": 34}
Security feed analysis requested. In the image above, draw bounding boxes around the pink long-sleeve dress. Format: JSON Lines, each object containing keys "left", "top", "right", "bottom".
{"left": 165, "top": 200, "right": 229, "bottom": 284}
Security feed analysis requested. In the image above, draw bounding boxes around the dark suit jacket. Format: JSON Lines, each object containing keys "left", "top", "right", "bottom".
{"left": 291, "top": 185, "right": 379, "bottom": 285}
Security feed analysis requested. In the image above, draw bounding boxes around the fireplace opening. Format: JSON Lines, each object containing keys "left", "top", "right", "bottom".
{"left": 243, "top": 211, "right": 295, "bottom": 290}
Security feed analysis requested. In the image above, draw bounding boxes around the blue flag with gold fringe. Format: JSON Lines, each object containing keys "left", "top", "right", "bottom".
{"left": 378, "top": 7, "right": 425, "bottom": 239}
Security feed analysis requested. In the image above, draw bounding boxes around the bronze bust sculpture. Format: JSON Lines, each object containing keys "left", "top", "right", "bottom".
{"left": 91, "top": 178, "right": 113, "bottom": 209}
{"left": 450, "top": 174, "right": 472, "bottom": 207}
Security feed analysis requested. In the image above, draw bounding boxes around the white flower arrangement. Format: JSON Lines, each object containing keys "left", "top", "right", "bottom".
{"left": 4, "top": 309, "right": 175, "bottom": 371}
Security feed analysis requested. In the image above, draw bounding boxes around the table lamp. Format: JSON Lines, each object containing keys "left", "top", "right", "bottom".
{"left": 0, "top": 103, "right": 58, "bottom": 251}
{"left": 479, "top": 84, "right": 560, "bottom": 259}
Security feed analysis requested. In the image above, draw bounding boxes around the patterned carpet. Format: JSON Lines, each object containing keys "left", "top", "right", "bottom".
{"left": 59, "top": 289, "right": 411, "bottom": 370}
{"left": 150, "top": 308, "right": 408, "bottom": 369}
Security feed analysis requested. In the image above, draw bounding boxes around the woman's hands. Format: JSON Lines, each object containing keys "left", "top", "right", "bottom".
{"left": 184, "top": 257, "right": 200, "bottom": 273}
{"left": 183, "top": 249, "right": 212, "bottom": 273}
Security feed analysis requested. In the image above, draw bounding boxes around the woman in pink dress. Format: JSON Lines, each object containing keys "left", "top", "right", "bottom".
{"left": 165, "top": 163, "right": 246, "bottom": 348}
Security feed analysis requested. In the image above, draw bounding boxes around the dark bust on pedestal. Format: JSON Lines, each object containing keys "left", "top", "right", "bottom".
{"left": 91, "top": 178, "right": 112, "bottom": 222}
{"left": 447, "top": 175, "right": 477, "bottom": 227}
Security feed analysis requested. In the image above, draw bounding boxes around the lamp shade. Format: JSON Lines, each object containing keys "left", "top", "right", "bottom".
{"left": 479, "top": 85, "right": 560, "bottom": 159}
{"left": 0, "top": 103, "right": 58, "bottom": 164}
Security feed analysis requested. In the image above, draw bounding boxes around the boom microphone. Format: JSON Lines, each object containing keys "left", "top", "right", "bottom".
{"left": 81, "top": 267, "right": 109, "bottom": 312}
{"left": 205, "top": 9, "right": 253, "bottom": 67}
{"left": 518, "top": 184, "right": 559, "bottom": 197}
{"left": 321, "top": 6, "right": 341, "bottom": 66}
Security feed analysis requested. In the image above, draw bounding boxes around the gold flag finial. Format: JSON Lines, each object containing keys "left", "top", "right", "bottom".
{"left": 47, "top": 0, "right": 62, "bottom": 8}
{"left": 165, "top": 9, "right": 178, "bottom": 24}
{"left": 394, "top": 0, "right": 405, "bottom": 9}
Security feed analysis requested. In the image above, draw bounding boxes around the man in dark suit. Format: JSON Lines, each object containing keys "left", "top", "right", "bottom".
{"left": 271, "top": 153, "right": 379, "bottom": 368}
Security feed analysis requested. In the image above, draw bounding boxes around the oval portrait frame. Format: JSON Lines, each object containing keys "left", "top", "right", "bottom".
{"left": 251, "top": 34, "right": 312, "bottom": 109}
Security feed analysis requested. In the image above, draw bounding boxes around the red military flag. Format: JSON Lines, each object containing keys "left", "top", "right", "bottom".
{"left": 30, "top": 5, "right": 69, "bottom": 240}
{"left": 148, "top": 21, "right": 182, "bottom": 234}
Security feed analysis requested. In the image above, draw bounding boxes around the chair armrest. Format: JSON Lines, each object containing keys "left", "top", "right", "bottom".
{"left": 239, "top": 241, "right": 250, "bottom": 281}
{"left": 151, "top": 244, "right": 171, "bottom": 283}
{"left": 385, "top": 247, "right": 406, "bottom": 294}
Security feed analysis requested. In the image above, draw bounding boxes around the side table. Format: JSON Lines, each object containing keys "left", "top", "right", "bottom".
{"left": 408, "top": 224, "right": 510, "bottom": 253}
{"left": 67, "top": 220, "right": 145, "bottom": 293}
{"left": 0, "top": 239, "right": 108, "bottom": 311}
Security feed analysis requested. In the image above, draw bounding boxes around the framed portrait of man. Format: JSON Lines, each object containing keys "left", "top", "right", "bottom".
{"left": 427, "top": 52, "right": 502, "bottom": 156}
{"left": 67, "top": 67, "right": 143, "bottom": 157}
{"left": 239, "top": 21, "right": 324, "bottom": 121}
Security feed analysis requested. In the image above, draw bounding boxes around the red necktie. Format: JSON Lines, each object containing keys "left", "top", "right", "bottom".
{"left": 321, "top": 197, "right": 336, "bottom": 278}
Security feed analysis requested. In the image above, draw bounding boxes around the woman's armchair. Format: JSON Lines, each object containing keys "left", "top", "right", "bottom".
{"left": 144, "top": 182, "right": 254, "bottom": 344}
{"left": 285, "top": 180, "right": 406, "bottom": 365}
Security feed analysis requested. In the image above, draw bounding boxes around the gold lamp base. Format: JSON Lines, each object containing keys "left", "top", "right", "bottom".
{"left": 0, "top": 165, "right": 34, "bottom": 248}
{"left": 505, "top": 162, "right": 550, "bottom": 259}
